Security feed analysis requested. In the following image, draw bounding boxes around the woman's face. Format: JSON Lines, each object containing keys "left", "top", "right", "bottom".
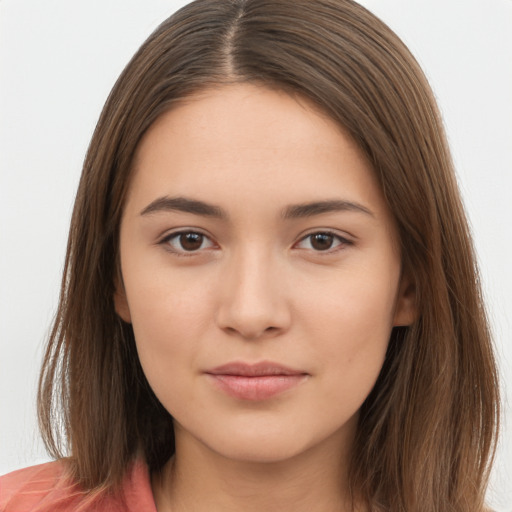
{"left": 116, "top": 84, "right": 415, "bottom": 464}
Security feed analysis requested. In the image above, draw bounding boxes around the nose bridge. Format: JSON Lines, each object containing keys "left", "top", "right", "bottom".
{"left": 216, "top": 243, "right": 289, "bottom": 339}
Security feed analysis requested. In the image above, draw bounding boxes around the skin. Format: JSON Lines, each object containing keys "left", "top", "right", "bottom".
{"left": 115, "top": 83, "right": 416, "bottom": 512}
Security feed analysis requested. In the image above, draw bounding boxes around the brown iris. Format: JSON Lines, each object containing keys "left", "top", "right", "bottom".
{"left": 179, "top": 232, "right": 204, "bottom": 251}
{"left": 310, "top": 233, "right": 335, "bottom": 251}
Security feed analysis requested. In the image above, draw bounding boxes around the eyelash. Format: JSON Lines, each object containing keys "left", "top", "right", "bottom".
{"left": 159, "top": 230, "right": 352, "bottom": 256}
{"left": 159, "top": 230, "right": 216, "bottom": 257}
{"left": 294, "top": 231, "right": 351, "bottom": 253}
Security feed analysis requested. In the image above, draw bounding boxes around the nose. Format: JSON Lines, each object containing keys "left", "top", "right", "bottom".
{"left": 215, "top": 248, "right": 291, "bottom": 340}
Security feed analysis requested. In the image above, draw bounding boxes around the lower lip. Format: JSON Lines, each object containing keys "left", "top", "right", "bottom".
{"left": 206, "top": 374, "right": 307, "bottom": 401}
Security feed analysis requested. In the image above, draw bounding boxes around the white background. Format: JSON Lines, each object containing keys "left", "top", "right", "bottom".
{"left": 1, "top": 0, "right": 511, "bottom": 509}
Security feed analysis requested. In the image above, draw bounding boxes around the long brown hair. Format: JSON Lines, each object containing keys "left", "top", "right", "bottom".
{"left": 38, "top": 0, "right": 500, "bottom": 510}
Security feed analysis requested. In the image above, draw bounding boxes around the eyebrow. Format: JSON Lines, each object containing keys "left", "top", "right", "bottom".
{"left": 140, "top": 196, "right": 226, "bottom": 218}
{"left": 282, "top": 199, "right": 374, "bottom": 219}
{"left": 140, "top": 196, "right": 374, "bottom": 219}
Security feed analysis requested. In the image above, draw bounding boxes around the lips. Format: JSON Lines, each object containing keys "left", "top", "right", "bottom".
{"left": 205, "top": 361, "right": 308, "bottom": 401}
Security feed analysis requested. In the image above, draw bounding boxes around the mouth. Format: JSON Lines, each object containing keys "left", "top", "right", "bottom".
{"left": 205, "top": 361, "right": 309, "bottom": 401}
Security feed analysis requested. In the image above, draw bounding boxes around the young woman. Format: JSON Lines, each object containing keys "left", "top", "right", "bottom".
{"left": 0, "top": 0, "right": 500, "bottom": 511}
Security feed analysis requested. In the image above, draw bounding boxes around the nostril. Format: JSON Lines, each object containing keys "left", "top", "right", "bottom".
{"left": 214, "top": 278, "right": 291, "bottom": 340}
{"left": 222, "top": 324, "right": 282, "bottom": 341}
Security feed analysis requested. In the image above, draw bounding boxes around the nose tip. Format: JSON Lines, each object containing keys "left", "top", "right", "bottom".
{"left": 223, "top": 322, "right": 282, "bottom": 341}
{"left": 215, "top": 255, "right": 291, "bottom": 341}
{"left": 217, "top": 292, "right": 290, "bottom": 340}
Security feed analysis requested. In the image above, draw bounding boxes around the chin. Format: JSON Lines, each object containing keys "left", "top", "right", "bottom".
{"left": 195, "top": 421, "right": 341, "bottom": 466}
{"left": 211, "top": 438, "right": 312, "bottom": 465}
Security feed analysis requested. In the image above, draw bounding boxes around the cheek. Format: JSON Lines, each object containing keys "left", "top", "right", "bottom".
{"left": 301, "top": 261, "right": 398, "bottom": 333}
{"left": 123, "top": 267, "right": 215, "bottom": 388}
{"left": 125, "top": 258, "right": 215, "bottom": 331}
{"left": 299, "top": 264, "right": 398, "bottom": 392}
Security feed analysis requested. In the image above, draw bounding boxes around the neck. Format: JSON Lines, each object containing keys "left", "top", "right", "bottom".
{"left": 152, "top": 425, "right": 360, "bottom": 512}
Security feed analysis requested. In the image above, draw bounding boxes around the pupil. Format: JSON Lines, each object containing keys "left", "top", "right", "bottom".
{"left": 311, "top": 233, "right": 333, "bottom": 250}
{"left": 180, "top": 233, "right": 203, "bottom": 251}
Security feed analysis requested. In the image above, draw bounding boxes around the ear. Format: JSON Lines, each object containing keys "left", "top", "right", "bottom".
{"left": 114, "top": 278, "right": 132, "bottom": 324}
{"left": 393, "top": 274, "right": 417, "bottom": 327}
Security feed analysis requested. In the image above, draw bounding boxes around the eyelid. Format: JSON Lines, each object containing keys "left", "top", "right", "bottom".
{"left": 158, "top": 228, "right": 218, "bottom": 256}
{"left": 293, "top": 229, "right": 353, "bottom": 253}
{"left": 157, "top": 227, "right": 353, "bottom": 256}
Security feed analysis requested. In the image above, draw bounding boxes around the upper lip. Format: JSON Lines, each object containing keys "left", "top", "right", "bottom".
{"left": 206, "top": 361, "right": 306, "bottom": 377}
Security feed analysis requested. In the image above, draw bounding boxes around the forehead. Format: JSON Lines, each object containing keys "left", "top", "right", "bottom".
{"left": 126, "top": 83, "right": 388, "bottom": 221}
{"left": 135, "top": 83, "right": 361, "bottom": 162}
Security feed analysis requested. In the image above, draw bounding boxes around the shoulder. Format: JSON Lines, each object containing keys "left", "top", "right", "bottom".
{"left": 0, "top": 458, "right": 156, "bottom": 512}
{"left": 0, "top": 460, "right": 78, "bottom": 511}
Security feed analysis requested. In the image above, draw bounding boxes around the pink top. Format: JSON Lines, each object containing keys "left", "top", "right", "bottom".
{"left": 0, "top": 459, "right": 158, "bottom": 512}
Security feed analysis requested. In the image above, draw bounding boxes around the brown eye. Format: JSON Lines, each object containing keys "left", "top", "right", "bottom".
{"left": 179, "top": 232, "right": 204, "bottom": 251}
{"left": 295, "top": 231, "right": 350, "bottom": 252}
{"left": 309, "top": 233, "right": 334, "bottom": 250}
{"left": 163, "top": 231, "right": 214, "bottom": 254}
